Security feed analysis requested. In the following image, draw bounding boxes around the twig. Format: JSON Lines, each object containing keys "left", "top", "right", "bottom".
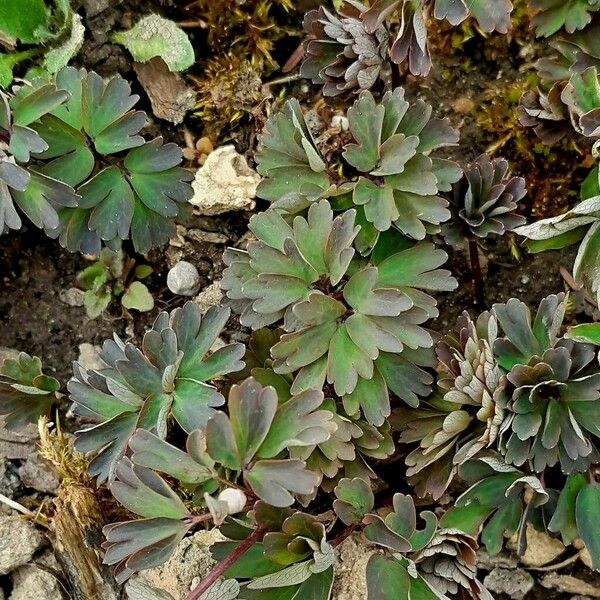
{"left": 0, "top": 493, "right": 51, "bottom": 529}
{"left": 331, "top": 523, "right": 358, "bottom": 548}
{"left": 185, "top": 527, "right": 265, "bottom": 600}
{"left": 0, "top": 492, "right": 36, "bottom": 517}
{"left": 468, "top": 239, "right": 485, "bottom": 307}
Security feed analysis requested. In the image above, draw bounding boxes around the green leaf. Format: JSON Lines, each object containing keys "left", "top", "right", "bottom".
{"left": 0, "top": 0, "right": 49, "bottom": 43}
{"left": 103, "top": 517, "right": 191, "bottom": 583}
{"left": 439, "top": 502, "right": 494, "bottom": 537}
{"left": 84, "top": 287, "right": 112, "bottom": 319}
{"left": 576, "top": 482, "right": 600, "bottom": 569}
{"left": 111, "top": 14, "right": 194, "bottom": 72}
{"left": 333, "top": 478, "right": 374, "bottom": 525}
{"left": 129, "top": 429, "right": 212, "bottom": 485}
{"left": 211, "top": 542, "right": 283, "bottom": 578}
{"left": 343, "top": 91, "right": 385, "bottom": 172}
{"left": 122, "top": 281, "right": 154, "bottom": 312}
{"left": 549, "top": 473, "right": 586, "bottom": 544}
{"left": 110, "top": 459, "right": 189, "bottom": 520}
{"left": 0, "top": 352, "right": 58, "bottom": 430}
{"left": 365, "top": 555, "right": 411, "bottom": 600}
{"left": 246, "top": 460, "right": 320, "bottom": 507}
{"left": 566, "top": 323, "right": 600, "bottom": 344}
{"left": 258, "top": 389, "right": 333, "bottom": 458}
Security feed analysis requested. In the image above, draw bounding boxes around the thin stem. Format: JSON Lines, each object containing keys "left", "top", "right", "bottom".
{"left": 331, "top": 523, "right": 358, "bottom": 548}
{"left": 185, "top": 527, "right": 265, "bottom": 600}
{"left": 468, "top": 239, "right": 485, "bottom": 307}
{"left": 0, "top": 492, "right": 36, "bottom": 517}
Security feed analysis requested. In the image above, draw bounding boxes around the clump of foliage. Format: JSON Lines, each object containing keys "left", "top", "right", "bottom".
{"left": 222, "top": 198, "right": 457, "bottom": 417}
{"left": 255, "top": 87, "right": 461, "bottom": 252}
{"left": 0, "top": 0, "right": 83, "bottom": 86}
{"left": 76, "top": 249, "right": 154, "bottom": 319}
{"left": 0, "top": 66, "right": 194, "bottom": 253}
{"left": 0, "top": 82, "right": 78, "bottom": 232}
{"left": 528, "top": 0, "right": 600, "bottom": 38}
{"left": 0, "top": 352, "right": 60, "bottom": 430}
{"left": 69, "top": 302, "right": 245, "bottom": 483}
{"left": 396, "top": 292, "right": 600, "bottom": 567}
{"left": 298, "top": 0, "right": 514, "bottom": 90}
{"left": 441, "top": 153, "right": 526, "bottom": 304}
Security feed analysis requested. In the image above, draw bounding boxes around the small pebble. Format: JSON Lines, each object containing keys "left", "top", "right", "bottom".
{"left": 167, "top": 261, "right": 201, "bottom": 296}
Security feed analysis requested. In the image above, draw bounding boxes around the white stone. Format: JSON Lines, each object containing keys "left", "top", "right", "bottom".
{"left": 167, "top": 261, "right": 201, "bottom": 296}
{"left": 190, "top": 145, "right": 259, "bottom": 215}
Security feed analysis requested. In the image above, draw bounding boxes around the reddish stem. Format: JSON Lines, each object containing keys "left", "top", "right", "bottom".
{"left": 185, "top": 527, "right": 265, "bottom": 600}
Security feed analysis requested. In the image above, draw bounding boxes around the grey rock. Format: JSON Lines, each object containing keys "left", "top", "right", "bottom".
{"left": 483, "top": 568, "right": 534, "bottom": 600}
{"left": 332, "top": 534, "right": 376, "bottom": 600}
{"left": 0, "top": 517, "right": 44, "bottom": 575}
{"left": 0, "top": 418, "right": 37, "bottom": 460}
{"left": 190, "top": 146, "right": 259, "bottom": 215}
{"left": 194, "top": 281, "right": 223, "bottom": 314}
{"left": 77, "top": 343, "right": 104, "bottom": 371}
{"left": 9, "top": 550, "right": 62, "bottom": 600}
{"left": 83, "top": 0, "right": 116, "bottom": 18}
{"left": 18, "top": 455, "right": 59, "bottom": 494}
{"left": 58, "top": 287, "right": 85, "bottom": 307}
{"left": 167, "top": 262, "right": 201, "bottom": 297}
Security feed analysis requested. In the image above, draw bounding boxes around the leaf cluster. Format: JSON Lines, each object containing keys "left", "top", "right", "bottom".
{"left": 1, "top": 66, "right": 193, "bottom": 253}
{"left": 395, "top": 292, "right": 600, "bottom": 566}
{"left": 76, "top": 249, "right": 154, "bottom": 319}
{"left": 299, "top": 0, "right": 514, "bottom": 88}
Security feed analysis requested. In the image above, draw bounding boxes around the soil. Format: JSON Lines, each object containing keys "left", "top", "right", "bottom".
{"left": 1, "top": 0, "right": 599, "bottom": 599}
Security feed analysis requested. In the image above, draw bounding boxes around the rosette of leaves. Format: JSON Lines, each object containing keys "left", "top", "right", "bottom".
{"left": 300, "top": 1, "right": 389, "bottom": 97}
{"left": 497, "top": 338, "right": 600, "bottom": 473}
{"left": 68, "top": 302, "right": 245, "bottom": 483}
{"left": 536, "top": 24, "right": 600, "bottom": 83}
{"left": 360, "top": 0, "right": 513, "bottom": 78}
{"left": 0, "top": 83, "right": 79, "bottom": 233}
{"left": 0, "top": 352, "right": 61, "bottom": 430}
{"left": 441, "top": 154, "right": 526, "bottom": 246}
{"left": 529, "top": 0, "right": 600, "bottom": 38}
{"left": 560, "top": 66, "right": 600, "bottom": 142}
{"left": 223, "top": 199, "right": 457, "bottom": 422}
{"left": 26, "top": 66, "right": 193, "bottom": 254}
{"left": 440, "top": 453, "right": 550, "bottom": 556}
{"left": 255, "top": 88, "right": 461, "bottom": 250}
{"left": 410, "top": 528, "right": 492, "bottom": 599}
{"left": 519, "top": 83, "right": 572, "bottom": 145}
{"left": 360, "top": 491, "right": 492, "bottom": 599}
{"left": 127, "top": 377, "right": 333, "bottom": 508}
{"left": 393, "top": 310, "right": 506, "bottom": 499}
